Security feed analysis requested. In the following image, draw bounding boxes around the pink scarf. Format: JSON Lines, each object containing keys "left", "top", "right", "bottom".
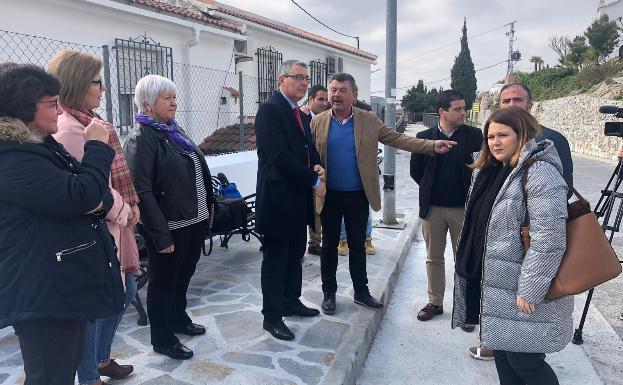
{"left": 61, "top": 105, "right": 140, "bottom": 273}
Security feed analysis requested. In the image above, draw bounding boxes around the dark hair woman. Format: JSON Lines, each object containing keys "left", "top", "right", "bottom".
{"left": 452, "top": 107, "right": 572, "bottom": 385}
{"left": 124, "top": 74, "right": 214, "bottom": 360}
{"left": 0, "top": 63, "right": 124, "bottom": 384}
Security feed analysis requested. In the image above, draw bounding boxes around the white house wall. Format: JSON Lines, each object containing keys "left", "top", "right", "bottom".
{"left": 246, "top": 28, "right": 373, "bottom": 103}
{"left": 0, "top": 0, "right": 239, "bottom": 142}
{"left": 1, "top": 0, "right": 374, "bottom": 143}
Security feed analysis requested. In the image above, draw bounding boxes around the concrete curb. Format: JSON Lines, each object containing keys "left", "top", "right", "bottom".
{"left": 319, "top": 216, "right": 422, "bottom": 385}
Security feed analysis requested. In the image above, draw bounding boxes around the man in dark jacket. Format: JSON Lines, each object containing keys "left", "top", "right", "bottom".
{"left": 499, "top": 82, "right": 573, "bottom": 185}
{"left": 410, "top": 90, "right": 483, "bottom": 325}
{"left": 255, "top": 60, "right": 325, "bottom": 341}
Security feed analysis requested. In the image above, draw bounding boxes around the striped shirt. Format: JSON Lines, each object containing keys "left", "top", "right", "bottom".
{"left": 168, "top": 151, "right": 210, "bottom": 230}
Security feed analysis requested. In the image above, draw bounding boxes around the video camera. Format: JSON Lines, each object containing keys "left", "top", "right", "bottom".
{"left": 599, "top": 105, "right": 623, "bottom": 137}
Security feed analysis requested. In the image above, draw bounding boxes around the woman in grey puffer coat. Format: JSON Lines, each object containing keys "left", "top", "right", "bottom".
{"left": 452, "top": 107, "right": 572, "bottom": 385}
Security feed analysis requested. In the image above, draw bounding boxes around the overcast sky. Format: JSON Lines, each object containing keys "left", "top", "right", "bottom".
{"left": 219, "top": 0, "right": 599, "bottom": 101}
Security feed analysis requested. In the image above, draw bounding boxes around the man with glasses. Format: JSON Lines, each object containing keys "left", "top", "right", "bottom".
{"left": 255, "top": 60, "right": 326, "bottom": 341}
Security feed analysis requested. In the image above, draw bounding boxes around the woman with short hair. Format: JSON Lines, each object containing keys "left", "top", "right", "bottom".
{"left": 124, "top": 74, "right": 214, "bottom": 360}
{"left": 0, "top": 62, "right": 124, "bottom": 384}
{"left": 48, "top": 49, "right": 139, "bottom": 384}
{"left": 453, "top": 107, "right": 572, "bottom": 385}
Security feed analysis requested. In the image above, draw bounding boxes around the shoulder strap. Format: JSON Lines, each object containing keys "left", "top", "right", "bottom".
{"left": 520, "top": 159, "right": 535, "bottom": 227}
{"left": 521, "top": 158, "right": 587, "bottom": 227}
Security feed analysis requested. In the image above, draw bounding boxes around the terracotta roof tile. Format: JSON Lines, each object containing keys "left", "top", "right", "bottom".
{"left": 128, "top": 0, "right": 244, "bottom": 35}
{"left": 198, "top": 123, "right": 256, "bottom": 155}
{"left": 127, "top": 0, "right": 377, "bottom": 61}
{"left": 211, "top": 1, "right": 377, "bottom": 61}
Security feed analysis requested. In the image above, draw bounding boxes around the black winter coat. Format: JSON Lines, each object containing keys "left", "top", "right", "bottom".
{"left": 124, "top": 124, "right": 214, "bottom": 250}
{"left": 0, "top": 118, "right": 124, "bottom": 328}
{"left": 255, "top": 91, "right": 322, "bottom": 238}
{"left": 410, "top": 124, "right": 483, "bottom": 218}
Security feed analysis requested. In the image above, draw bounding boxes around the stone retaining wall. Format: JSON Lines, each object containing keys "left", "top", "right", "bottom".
{"left": 532, "top": 95, "right": 622, "bottom": 160}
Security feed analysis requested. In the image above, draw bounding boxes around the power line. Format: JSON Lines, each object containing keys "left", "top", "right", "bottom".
{"left": 370, "top": 59, "right": 507, "bottom": 93}
{"left": 289, "top": 0, "right": 360, "bottom": 48}
{"left": 401, "top": 23, "right": 509, "bottom": 60}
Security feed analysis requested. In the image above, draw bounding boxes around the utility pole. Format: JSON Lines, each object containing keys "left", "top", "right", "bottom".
{"left": 382, "top": 0, "right": 397, "bottom": 225}
{"left": 506, "top": 21, "right": 518, "bottom": 75}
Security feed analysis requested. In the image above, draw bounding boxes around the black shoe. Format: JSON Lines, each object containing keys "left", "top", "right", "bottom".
{"left": 321, "top": 292, "right": 336, "bottom": 315}
{"left": 153, "top": 342, "right": 194, "bottom": 360}
{"left": 416, "top": 303, "right": 443, "bottom": 321}
{"left": 354, "top": 292, "right": 383, "bottom": 310}
{"left": 173, "top": 323, "right": 206, "bottom": 336}
{"left": 263, "top": 319, "right": 295, "bottom": 341}
{"left": 282, "top": 301, "right": 320, "bottom": 317}
{"left": 307, "top": 244, "right": 321, "bottom": 256}
{"left": 461, "top": 323, "right": 475, "bottom": 333}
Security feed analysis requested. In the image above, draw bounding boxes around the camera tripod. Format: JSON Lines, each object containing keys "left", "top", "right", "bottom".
{"left": 572, "top": 157, "right": 623, "bottom": 344}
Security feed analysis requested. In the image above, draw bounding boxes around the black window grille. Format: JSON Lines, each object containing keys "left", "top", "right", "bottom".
{"left": 114, "top": 34, "right": 173, "bottom": 131}
{"left": 256, "top": 46, "right": 282, "bottom": 105}
{"left": 308, "top": 59, "right": 327, "bottom": 87}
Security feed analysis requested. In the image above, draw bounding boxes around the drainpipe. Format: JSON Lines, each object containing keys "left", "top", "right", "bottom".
{"left": 181, "top": 27, "right": 201, "bottom": 140}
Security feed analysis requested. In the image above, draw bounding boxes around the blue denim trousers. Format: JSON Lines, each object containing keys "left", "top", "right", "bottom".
{"left": 340, "top": 214, "right": 372, "bottom": 240}
{"left": 77, "top": 272, "right": 137, "bottom": 384}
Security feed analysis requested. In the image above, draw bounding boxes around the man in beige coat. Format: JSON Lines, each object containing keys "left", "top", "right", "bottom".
{"left": 310, "top": 73, "right": 455, "bottom": 314}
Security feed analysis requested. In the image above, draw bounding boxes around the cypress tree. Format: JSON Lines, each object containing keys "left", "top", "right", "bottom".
{"left": 450, "top": 18, "right": 477, "bottom": 109}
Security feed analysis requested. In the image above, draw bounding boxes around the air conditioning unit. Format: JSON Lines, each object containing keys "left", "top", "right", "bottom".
{"left": 234, "top": 40, "right": 247, "bottom": 55}
{"left": 327, "top": 55, "right": 344, "bottom": 75}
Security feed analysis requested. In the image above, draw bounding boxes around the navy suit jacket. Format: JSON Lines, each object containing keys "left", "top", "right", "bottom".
{"left": 255, "top": 91, "right": 322, "bottom": 238}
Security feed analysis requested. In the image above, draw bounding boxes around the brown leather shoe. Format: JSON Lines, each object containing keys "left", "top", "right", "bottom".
{"left": 461, "top": 323, "right": 475, "bottom": 332}
{"left": 417, "top": 303, "right": 443, "bottom": 321}
{"left": 99, "top": 359, "right": 134, "bottom": 379}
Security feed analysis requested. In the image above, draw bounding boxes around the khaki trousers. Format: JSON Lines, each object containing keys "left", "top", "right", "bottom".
{"left": 308, "top": 213, "right": 322, "bottom": 246}
{"left": 421, "top": 205, "right": 465, "bottom": 306}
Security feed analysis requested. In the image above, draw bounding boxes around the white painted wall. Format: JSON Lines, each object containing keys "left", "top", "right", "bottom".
{"left": 207, "top": 151, "right": 258, "bottom": 197}
{"left": 598, "top": 0, "right": 623, "bottom": 19}
{"left": 247, "top": 28, "right": 374, "bottom": 102}
{"left": 1, "top": 0, "right": 374, "bottom": 142}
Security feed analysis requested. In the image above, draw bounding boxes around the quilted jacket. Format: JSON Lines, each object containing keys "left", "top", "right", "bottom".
{"left": 452, "top": 139, "right": 574, "bottom": 353}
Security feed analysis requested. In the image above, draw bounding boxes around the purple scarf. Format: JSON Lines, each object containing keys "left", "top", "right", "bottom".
{"left": 134, "top": 113, "right": 196, "bottom": 152}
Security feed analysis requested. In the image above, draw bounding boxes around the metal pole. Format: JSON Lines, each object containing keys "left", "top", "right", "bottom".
{"left": 102, "top": 45, "right": 114, "bottom": 125}
{"left": 239, "top": 71, "right": 245, "bottom": 152}
{"left": 382, "top": 0, "right": 397, "bottom": 225}
{"left": 506, "top": 21, "right": 516, "bottom": 76}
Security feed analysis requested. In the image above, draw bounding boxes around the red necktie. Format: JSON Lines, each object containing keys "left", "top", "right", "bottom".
{"left": 293, "top": 106, "right": 310, "bottom": 167}
{"left": 293, "top": 106, "right": 304, "bottom": 132}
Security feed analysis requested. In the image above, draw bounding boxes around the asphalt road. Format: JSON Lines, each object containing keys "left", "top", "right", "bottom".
{"left": 358, "top": 153, "right": 623, "bottom": 385}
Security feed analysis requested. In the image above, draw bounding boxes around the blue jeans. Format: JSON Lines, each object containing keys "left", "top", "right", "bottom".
{"left": 340, "top": 214, "right": 372, "bottom": 240}
{"left": 77, "top": 272, "right": 137, "bottom": 384}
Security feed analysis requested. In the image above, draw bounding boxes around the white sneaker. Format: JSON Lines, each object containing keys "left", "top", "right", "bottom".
{"left": 468, "top": 346, "right": 495, "bottom": 361}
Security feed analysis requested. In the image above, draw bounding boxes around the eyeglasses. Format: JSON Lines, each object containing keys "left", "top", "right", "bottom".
{"left": 37, "top": 99, "right": 60, "bottom": 109}
{"left": 284, "top": 74, "right": 311, "bottom": 82}
{"left": 91, "top": 79, "right": 104, "bottom": 90}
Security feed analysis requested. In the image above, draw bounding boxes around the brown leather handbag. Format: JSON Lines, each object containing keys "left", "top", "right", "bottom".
{"left": 520, "top": 162, "right": 621, "bottom": 300}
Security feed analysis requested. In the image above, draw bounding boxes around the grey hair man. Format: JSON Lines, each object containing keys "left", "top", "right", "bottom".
{"left": 255, "top": 59, "right": 326, "bottom": 341}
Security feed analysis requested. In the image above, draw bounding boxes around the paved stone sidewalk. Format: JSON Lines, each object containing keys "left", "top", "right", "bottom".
{"left": 0, "top": 128, "right": 424, "bottom": 385}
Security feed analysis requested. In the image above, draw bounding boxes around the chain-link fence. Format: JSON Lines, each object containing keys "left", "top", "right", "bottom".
{"left": 0, "top": 29, "right": 265, "bottom": 151}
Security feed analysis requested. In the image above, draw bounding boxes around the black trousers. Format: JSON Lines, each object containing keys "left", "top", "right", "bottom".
{"left": 261, "top": 227, "right": 306, "bottom": 322}
{"left": 494, "top": 350, "right": 559, "bottom": 385}
{"left": 146, "top": 221, "right": 205, "bottom": 347}
{"left": 320, "top": 189, "right": 369, "bottom": 295}
{"left": 13, "top": 318, "right": 86, "bottom": 385}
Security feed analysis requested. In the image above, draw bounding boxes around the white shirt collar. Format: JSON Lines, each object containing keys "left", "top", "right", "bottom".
{"left": 279, "top": 89, "right": 298, "bottom": 109}
{"left": 331, "top": 108, "right": 354, "bottom": 125}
